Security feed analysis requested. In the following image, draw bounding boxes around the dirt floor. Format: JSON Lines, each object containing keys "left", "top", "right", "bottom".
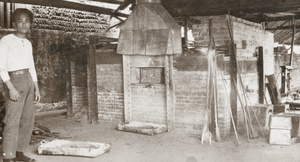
{"left": 1, "top": 115, "right": 300, "bottom": 162}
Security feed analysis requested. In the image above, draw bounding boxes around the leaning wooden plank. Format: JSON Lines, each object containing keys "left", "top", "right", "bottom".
{"left": 38, "top": 140, "right": 110, "bottom": 157}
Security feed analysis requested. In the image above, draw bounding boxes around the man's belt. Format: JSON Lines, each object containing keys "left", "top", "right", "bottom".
{"left": 8, "top": 69, "right": 29, "bottom": 75}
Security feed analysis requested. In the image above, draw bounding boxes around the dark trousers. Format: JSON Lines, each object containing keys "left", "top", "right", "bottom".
{"left": 2, "top": 72, "right": 35, "bottom": 159}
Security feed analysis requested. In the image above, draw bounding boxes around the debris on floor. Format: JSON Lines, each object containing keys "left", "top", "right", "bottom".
{"left": 118, "top": 121, "right": 168, "bottom": 136}
{"left": 30, "top": 122, "right": 70, "bottom": 145}
{"left": 38, "top": 139, "right": 111, "bottom": 157}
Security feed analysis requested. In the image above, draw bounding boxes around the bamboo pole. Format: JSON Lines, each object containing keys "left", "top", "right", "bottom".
{"left": 233, "top": 79, "right": 250, "bottom": 141}
{"left": 239, "top": 76, "right": 258, "bottom": 139}
{"left": 201, "top": 19, "right": 213, "bottom": 144}
{"left": 242, "top": 84, "right": 266, "bottom": 138}
{"left": 209, "top": 18, "right": 221, "bottom": 141}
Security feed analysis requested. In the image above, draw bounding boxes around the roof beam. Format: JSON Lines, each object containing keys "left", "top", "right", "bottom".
{"left": 88, "top": 0, "right": 123, "bottom": 4}
{"left": 266, "top": 25, "right": 300, "bottom": 30}
{"left": 162, "top": 0, "right": 300, "bottom": 20}
{"left": 0, "top": 0, "right": 129, "bottom": 17}
{"left": 262, "top": 14, "right": 300, "bottom": 22}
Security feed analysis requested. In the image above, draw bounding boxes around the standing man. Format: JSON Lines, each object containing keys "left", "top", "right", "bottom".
{"left": 0, "top": 8, "right": 40, "bottom": 162}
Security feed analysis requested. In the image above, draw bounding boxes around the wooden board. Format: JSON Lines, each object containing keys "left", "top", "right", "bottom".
{"left": 117, "top": 121, "right": 167, "bottom": 136}
{"left": 38, "top": 140, "right": 110, "bottom": 157}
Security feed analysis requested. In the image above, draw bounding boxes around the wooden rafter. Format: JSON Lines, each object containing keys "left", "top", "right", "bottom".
{"left": 88, "top": 0, "right": 123, "bottom": 4}
{"left": 114, "top": 0, "right": 133, "bottom": 12}
{"left": 0, "top": 0, "right": 129, "bottom": 17}
{"left": 266, "top": 25, "right": 300, "bottom": 30}
{"left": 263, "top": 14, "right": 300, "bottom": 22}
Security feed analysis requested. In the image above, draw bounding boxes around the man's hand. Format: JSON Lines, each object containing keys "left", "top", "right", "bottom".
{"left": 35, "top": 90, "right": 41, "bottom": 102}
{"left": 9, "top": 87, "right": 20, "bottom": 101}
{"left": 33, "top": 81, "right": 41, "bottom": 102}
{"left": 5, "top": 80, "right": 20, "bottom": 101}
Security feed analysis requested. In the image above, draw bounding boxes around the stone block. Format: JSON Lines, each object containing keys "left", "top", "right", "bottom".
{"left": 270, "top": 115, "right": 292, "bottom": 129}
{"left": 269, "top": 129, "right": 291, "bottom": 145}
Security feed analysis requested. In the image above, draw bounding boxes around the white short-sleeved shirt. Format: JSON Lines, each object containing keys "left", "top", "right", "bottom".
{"left": 0, "top": 34, "right": 38, "bottom": 82}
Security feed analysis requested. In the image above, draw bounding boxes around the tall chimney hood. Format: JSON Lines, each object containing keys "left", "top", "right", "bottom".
{"left": 117, "top": 0, "right": 182, "bottom": 55}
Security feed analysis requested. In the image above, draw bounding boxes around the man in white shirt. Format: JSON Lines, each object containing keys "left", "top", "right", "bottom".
{"left": 0, "top": 8, "right": 40, "bottom": 162}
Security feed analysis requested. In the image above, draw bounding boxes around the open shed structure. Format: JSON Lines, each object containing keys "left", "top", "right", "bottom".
{"left": 0, "top": 0, "right": 300, "bottom": 140}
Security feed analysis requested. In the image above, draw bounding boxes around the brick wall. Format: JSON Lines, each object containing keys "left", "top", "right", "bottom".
{"left": 131, "top": 84, "right": 167, "bottom": 124}
{"left": 173, "top": 55, "right": 232, "bottom": 136}
{"left": 183, "top": 14, "right": 274, "bottom": 135}
{"left": 96, "top": 51, "right": 124, "bottom": 122}
{"left": 93, "top": 14, "right": 274, "bottom": 137}
{"left": 192, "top": 15, "right": 274, "bottom": 75}
{"left": 174, "top": 70, "right": 207, "bottom": 134}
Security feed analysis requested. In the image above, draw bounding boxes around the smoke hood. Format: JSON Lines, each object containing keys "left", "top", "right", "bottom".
{"left": 117, "top": 0, "right": 182, "bottom": 55}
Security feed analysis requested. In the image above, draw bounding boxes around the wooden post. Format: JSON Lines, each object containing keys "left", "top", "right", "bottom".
{"left": 229, "top": 45, "right": 238, "bottom": 132}
{"left": 184, "top": 17, "right": 189, "bottom": 48}
{"left": 3, "top": 1, "right": 7, "bottom": 28}
{"left": 66, "top": 55, "right": 73, "bottom": 117}
{"left": 123, "top": 55, "right": 132, "bottom": 123}
{"left": 289, "top": 17, "right": 295, "bottom": 66}
{"left": 258, "top": 46, "right": 265, "bottom": 104}
{"left": 165, "top": 55, "right": 174, "bottom": 131}
{"left": 87, "top": 44, "right": 98, "bottom": 124}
